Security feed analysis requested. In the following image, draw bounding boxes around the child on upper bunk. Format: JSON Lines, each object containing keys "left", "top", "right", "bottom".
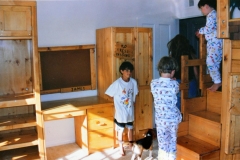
{"left": 195, "top": 0, "right": 223, "bottom": 92}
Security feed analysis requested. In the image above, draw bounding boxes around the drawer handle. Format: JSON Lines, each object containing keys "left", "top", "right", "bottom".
{"left": 98, "top": 123, "right": 106, "bottom": 126}
{"left": 97, "top": 111, "right": 104, "bottom": 114}
{"left": 96, "top": 121, "right": 106, "bottom": 126}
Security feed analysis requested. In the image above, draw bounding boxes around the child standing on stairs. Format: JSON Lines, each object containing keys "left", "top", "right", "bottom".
{"left": 195, "top": 0, "right": 223, "bottom": 92}
{"left": 105, "top": 61, "right": 138, "bottom": 156}
{"left": 151, "top": 56, "right": 182, "bottom": 160}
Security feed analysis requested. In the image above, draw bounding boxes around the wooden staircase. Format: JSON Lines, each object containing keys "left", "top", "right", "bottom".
{"left": 177, "top": 35, "right": 222, "bottom": 160}
{"left": 177, "top": 90, "right": 221, "bottom": 160}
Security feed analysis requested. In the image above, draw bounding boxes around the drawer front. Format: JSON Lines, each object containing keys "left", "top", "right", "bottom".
{"left": 43, "top": 110, "right": 86, "bottom": 121}
{"left": 87, "top": 105, "right": 113, "bottom": 120}
{"left": 88, "top": 128, "right": 114, "bottom": 151}
{"left": 88, "top": 117, "right": 113, "bottom": 131}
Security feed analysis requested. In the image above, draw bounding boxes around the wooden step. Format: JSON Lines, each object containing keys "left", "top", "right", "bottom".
{"left": 0, "top": 128, "right": 38, "bottom": 151}
{"left": 177, "top": 135, "right": 220, "bottom": 160}
{"left": 0, "top": 113, "right": 37, "bottom": 131}
{"left": 0, "top": 146, "right": 40, "bottom": 160}
{"left": 207, "top": 90, "right": 222, "bottom": 114}
{"left": 189, "top": 111, "right": 221, "bottom": 147}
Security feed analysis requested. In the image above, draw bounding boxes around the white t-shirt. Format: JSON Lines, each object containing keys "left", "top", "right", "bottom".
{"left": 105, "top": 77, "right": 138, "bottom": 123}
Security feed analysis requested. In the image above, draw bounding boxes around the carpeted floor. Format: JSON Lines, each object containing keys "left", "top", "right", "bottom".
{"left": 47, "top": 139, "right": 158, "bottom": 160}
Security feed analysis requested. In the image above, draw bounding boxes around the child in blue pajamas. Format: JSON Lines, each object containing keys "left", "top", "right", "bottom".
{"left": 151, "top": 57, "right": 182, "bottom": 160}
{"left": 195, "top": 0, "right": 223, "bottom": 92}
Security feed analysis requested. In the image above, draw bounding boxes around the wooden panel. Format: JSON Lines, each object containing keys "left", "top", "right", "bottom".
{"left": 88, "top": 116, "right": 113, "bottom": 131}
{"left": 189, "top": 111, "right": 221, "bottom": 147}
{"left": 232, "top": 60, "right": 240, "bottom": 72}
{"left": 177, "top": 121, "right": 188, "bottom": 137}
{"left": 182, "top": 97, "right": 207, "bottom": 121}
{"left": 114, "top": 27, "right": 135, "bottom": 80}
{"left": 75, "top": 115, "right": 88, "bottom": 154}
{"left": 134, "top": 88, "right": 152, "bottom": 139}
{"left": 217, "top": 0, "right": 229, "bottom": 38}
{"left": 177, "top": 135, "right": 219, "bottom": 160}
{"left": 232, "top": 40, "right": 240, "bottom": 49}
{"left": 0, "top": 6, "right": 32, "bottom": 37}
{"left": 43, "top": 110, "right": 86, "bottom": 121}
{"left": 207, "top": 90, "right": 222, "bottom": 114}
{"left": 0, "top": 146, "right": 40, "bottom": 160}
{"left": 0, "top": 113, "right": 36, "bottom": 131}
{"left": 88, "top": 128, "right": 114, "bottom": 153}
{"left": 135, "top": 28, "right": 152, "bottom": 86}
{"left": 221, "top": 39, "right": 233, "bottom": 159}
{"left": 87, "top": 105, "right": 113, "bottom": 120}
{"left": 0, "top": 96, "right": 35, "bottom": 109}
{"left": 232, "top": 49, "right": 240, "bottom": 60}
{"left": 225, "top": 74, "right": 240, "bottom": 154}
{"left": 0, "top": 128, "right": 38, "bottom": 151}
{"left": 0, "top": 40, "right": 32, "bottom": 96}
{"left": 0, "top": 105, "right": 34, "bottom": 116}
{"left": 202, "top": 150, "right": 220, "bottom": 160}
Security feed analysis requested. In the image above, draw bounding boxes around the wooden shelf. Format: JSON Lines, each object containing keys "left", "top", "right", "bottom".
{"left": 0, "top": 113, "right": 36, "bottom": 131}
{"left": 0, "top": 128, "right": 38, "bottom": 151}
{"left": 0, "top": 146, "right": 40, "bottom": 159}
{"left": 0, "top": 93, "right": 36, "bottom": 109}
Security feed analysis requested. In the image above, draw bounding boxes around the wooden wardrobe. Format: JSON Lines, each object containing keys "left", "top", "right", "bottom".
{"left": 96, "top": 27, "right": 153, "bottom": 140}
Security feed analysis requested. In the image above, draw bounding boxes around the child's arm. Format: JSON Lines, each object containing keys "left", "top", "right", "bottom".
{"left": 199, "top": 12, "right": 217, "bottom": 35}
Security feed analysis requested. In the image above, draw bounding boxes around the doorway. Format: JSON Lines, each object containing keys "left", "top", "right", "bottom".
{"left": 179, "top": 16, "right": 206, "bottom": 57}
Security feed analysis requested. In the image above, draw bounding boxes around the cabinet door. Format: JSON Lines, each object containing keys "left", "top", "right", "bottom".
{"left": 0, "top": 6, "right": 31, "bottom": 37}
{"left": 0, "top": 40, "right": 33, "bottom": 96}
{"left": 134, "top": 28, "right": 153, "bottom": 139}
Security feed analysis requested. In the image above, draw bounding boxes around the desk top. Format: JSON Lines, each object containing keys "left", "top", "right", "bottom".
{"left": 41, "top": 96, "right": 113, "bottom": 115}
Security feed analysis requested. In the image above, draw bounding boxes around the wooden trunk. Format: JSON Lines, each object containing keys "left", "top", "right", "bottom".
{"left": 96, "top": 27, "right": 153, "bottom": 140}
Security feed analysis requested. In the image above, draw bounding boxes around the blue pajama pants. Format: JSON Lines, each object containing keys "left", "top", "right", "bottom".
{"left": 156, "top": 122, "right": 179, "bottom": 160}
{"left": 206, "top": 38, "right": 223, "bottom": 84}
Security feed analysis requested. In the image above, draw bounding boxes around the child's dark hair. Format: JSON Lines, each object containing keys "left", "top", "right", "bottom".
{"left": 119, "top": 61, "right": 134, "bottom": 73}
{"left": 157, "top": 56, "right": 178, "bottom": 74}
{"left": 198, "top": 0, "right": 216, "bottom": 10}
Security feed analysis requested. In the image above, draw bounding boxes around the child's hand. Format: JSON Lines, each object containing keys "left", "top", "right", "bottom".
{"left": 195, "top": 30, "right": 200, "bottom": 38}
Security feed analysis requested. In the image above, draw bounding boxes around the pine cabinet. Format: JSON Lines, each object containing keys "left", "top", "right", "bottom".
{"left": 0, "top": 1, "right": 44, "bottom": 159}
{"left": 0, "top": 5, "right": 32, "bottom": 37}
{"left": 96, "top": 27, "right": 153, "bottom": 140}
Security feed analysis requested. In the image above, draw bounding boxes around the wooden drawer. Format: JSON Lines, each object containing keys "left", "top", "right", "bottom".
{"left": 43, "top": 110, "right": 86, "bottom": 121}
{"left": 88, "top": 128, "right": 114, "bottom": 152}
{"left": 87, "top": 105, "right": 113, "bottom": 120}
{"left": 88, "top": 116, "right": 113, "bottom": 131}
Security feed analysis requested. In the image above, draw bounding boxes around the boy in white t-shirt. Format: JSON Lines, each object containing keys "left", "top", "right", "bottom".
{"left": 105, "top": 61, "right": 138, "bottom": 156}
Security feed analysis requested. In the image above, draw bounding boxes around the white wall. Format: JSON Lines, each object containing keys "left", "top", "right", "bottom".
{"left": 37, "top": 0, "right": 200, "bottom": 147}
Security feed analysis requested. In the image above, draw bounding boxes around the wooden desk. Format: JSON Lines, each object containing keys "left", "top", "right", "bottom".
{"left": 41, "top": 96, "right": 114, "bottom": 154}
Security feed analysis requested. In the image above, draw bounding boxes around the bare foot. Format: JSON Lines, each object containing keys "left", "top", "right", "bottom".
{"left": 208, "top": 83, "right": 222, "bottom": 92}
{"left": 119, "top": 146, "right": 125, "bottom": 156}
